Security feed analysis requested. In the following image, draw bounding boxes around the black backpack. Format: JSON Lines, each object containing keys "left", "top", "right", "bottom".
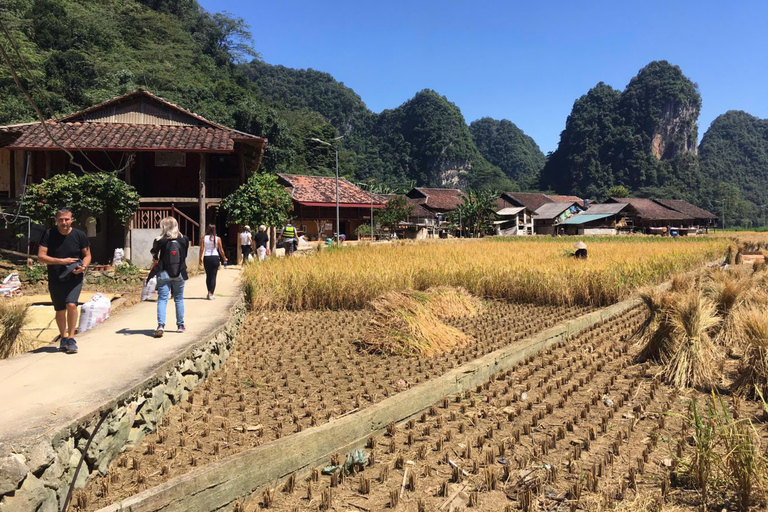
{"left": 162, "top": 238, "right": 183, "bottom": 278}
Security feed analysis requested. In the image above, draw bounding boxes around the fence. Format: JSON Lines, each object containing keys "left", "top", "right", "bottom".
{"left": 133, "top": 206, "right": 199, "bottom": 245}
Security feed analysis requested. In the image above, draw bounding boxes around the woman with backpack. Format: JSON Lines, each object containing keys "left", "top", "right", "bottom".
{"left": 150, "top": 217, "right": 189, "bottom": 338}
{"left": 199, "top": 224, "right": 228, "bottom": 300}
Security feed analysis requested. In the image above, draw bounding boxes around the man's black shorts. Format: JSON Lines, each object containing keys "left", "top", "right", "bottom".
{"left": 49, "top": 278, "right": 83, "bottom": 311}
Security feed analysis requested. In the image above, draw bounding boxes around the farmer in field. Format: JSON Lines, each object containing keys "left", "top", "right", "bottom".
{"left": 37, "top": 206, "right": 91, "bottom": 354}
{"left": 573, "top": 241, "right": 588, "bottom": 259}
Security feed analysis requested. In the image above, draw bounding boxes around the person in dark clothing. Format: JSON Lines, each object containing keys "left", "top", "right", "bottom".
{"left": 573, "top": 241, "right": 588, "bottom": 259}
{"left": 254, "top": 224, "right": 269, "bottom": 261}
{"left": 150, "top": 217, "right": 189, "bottom": 338}
{"left": 37, "top": 206, "right": 91, "bottom": 354}
{"left": 199, "top": 224, "right": 227, "bottom": 300}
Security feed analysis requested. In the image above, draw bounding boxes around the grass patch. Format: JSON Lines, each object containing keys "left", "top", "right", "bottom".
{"left": 0, "top": 300, "right": 32, "bottom": 359}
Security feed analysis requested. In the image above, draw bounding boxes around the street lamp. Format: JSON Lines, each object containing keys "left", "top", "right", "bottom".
{"left": 311, "top": 136, "right": 344, "bottom": 245}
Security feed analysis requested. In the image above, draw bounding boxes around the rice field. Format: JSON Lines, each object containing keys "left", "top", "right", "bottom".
{"left": 243, "top": 237, "right": 728, "bottom": 311}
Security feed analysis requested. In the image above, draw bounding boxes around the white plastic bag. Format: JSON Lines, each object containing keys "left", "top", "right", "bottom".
{"left": 112, "top": 248, "right": 124, "bottom": 266}
{"left": 141, "top": 276, "right": 157, "bottom": 301}
{"left": 77, "top": 293, "right": 111, "bottom": 333}
{"left": 247, "top": 253, "right": 254, "bottom": 263}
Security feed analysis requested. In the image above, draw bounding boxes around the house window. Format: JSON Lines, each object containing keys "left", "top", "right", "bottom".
{"left": 155, "top": 152, "right": 186, "bottom": 167}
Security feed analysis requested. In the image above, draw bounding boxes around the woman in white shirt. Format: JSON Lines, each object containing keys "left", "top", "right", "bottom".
{"left": 239, "top": 225, "right": 253, "bottom": 264}
{"left": 198, "top": 224, "right": 228, "bottom": 300}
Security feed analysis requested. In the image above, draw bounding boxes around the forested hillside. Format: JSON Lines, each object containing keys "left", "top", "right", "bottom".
{"left": 540, "top": 61, "right": 702, "bottom": 200}
{"left": 0, "top": 0, "right": 526, "bottom": 191}
{"left": 470, "top": 118, "right": 546, "bottom": 191}
{"left": 2, "top": 2, "right": 767, "bottom": 224}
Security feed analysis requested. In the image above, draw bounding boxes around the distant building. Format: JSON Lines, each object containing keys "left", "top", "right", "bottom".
{"left": 278, "top": 174, "right": 385, "bottom": 240}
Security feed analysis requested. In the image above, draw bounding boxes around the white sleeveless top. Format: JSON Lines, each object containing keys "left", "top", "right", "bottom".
{"left": 203, "top": 235, "right": 219, "bottom": 256}
{"left": 239, "top": 232, "right": 251, "bottom": 245}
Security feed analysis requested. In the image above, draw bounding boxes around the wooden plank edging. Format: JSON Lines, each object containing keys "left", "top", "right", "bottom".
{"left": 97, "top": 296, "right": 641, "bottom": 512}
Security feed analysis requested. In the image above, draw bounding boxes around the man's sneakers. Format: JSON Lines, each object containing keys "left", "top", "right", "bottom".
{"left": 154, "top": 324, "right": 165, "bottom": 338}
{"left": 59, "top": 337, "right": 78, "bottom": 354}
{"left": 66, "top": 338, "right": 78, "bottom": 354}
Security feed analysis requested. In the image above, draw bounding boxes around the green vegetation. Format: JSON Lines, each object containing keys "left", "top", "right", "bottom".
{"left": 219, "top": 173, "right": 293, "bottom": 229}
{"left": 1, "top": 2, "right": 766, "bottom": 221}
{"left": 22, "top": 172, "right": 140, "bottom": 224}
{"left": 541, "top": 61, "right": 702, "bottom": 201}
{"left": 469, "top": 117, "right": 546, "bottom": 190}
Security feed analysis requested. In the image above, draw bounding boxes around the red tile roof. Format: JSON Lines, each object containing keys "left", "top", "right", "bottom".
{"left": 0, "top": 122, "right": 263, "bottom": 152}
{"left": 407, "top": 188, "right": 465, "bottom": 212}
{"left": 279, "top": 174, "right": 385, "bottom": 206}
{"left": 0, "top": 89, "right": 266, "bottom": 153}
{"left": 608, "top": 197, "right": 691, "bottom": 221}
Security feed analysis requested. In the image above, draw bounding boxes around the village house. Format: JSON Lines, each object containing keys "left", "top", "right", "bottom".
{"left": 493, "top": 205, "right": 536, "bottom": 236}
{"left": 605, "top": 197, "right": 697, "bottom": 234}
{"left": 532, "top": 201, "right": 582, "bottom": 235}
{"left": 652, "top": 199, "right": 718, "bottom": 231}
{"left": 278, "top": 174, "right": 385, "bottom": 241}
{"left": 0, "top": 89, "right": 267, "bottom": 267}
{"left": 405, "top": 187, "right": 465, "bottom": 236}
{"left": 559, "top": 203, "right": 632, "bottom": 235}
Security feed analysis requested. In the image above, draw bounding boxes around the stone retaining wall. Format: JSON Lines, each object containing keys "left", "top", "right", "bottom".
{"left": 0, "top": 300, "right": 246, "bottom": 512}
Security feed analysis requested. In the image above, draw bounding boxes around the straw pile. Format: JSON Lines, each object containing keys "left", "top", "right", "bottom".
{"left": 633, "top": 286, "right": 675, "bottom": 364}
{"left": 0, "top": 300, "right": 32, "bottom": 359}
{"left": 662, "top": 291, "right": 721, "bottom": 389}
{"left": 733, "top": 306, "right": 768, "bottom": 399}
{"left": 363, "top": 288, "right": 477, "bottom": 357}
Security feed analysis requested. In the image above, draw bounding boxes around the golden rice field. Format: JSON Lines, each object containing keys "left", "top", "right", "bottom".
{"left": 243, "top": 237, "right": 729, "bottom": 311}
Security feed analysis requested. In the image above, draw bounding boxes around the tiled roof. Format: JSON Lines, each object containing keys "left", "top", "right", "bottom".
{"left": 0, "top": 122, "right": 263, "bottom": 152}
{"left": 653, "top": 199, "right": 717, "bottom": 220}
{"left": 546, "top": 195, "right": 585, "bottom": 208}
{"left": 278, "top": 174, "right": 385, "bottom": 206}
{"left": 609, "top": 197, "right": 691, "bottom": 221}
{"left": 409, "top": 188, "right": 465, "bottom": 212}
{"left": 502, "top": 192, "right": 553, "bottom": 211}
{"left": 0, "top": 89, "right": 266, "bottom": 153}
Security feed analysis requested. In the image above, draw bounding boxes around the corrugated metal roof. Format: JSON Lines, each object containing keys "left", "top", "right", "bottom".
{"left": 534, "top": 202, "right": 576, "bottom": 220}
{"left": 583, "top": 203, "right": 628, "bottom": 215}
{"left": 561, "top": 213, "right": 615, "bottom": 225}
{"left": 496, "top": 207, "right": 526, "bottom": 216}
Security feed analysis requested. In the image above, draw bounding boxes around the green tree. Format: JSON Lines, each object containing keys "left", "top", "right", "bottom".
{"left": 377, "top": 196, "right": 413, "bottom": 233}
{"left": 220, "top": 173, "right": 293, "bottom": 228}
{"left": 470, "top": 117, "right": 546, "bottom": 190}
{"left": 451, "top": 189, "right": 497, "bottom": 237}
{"left": 607, "top": 185, "right": 630, "bottom": 198}
{"left": 22, "top": 173, "right": 140, "bottom": 224}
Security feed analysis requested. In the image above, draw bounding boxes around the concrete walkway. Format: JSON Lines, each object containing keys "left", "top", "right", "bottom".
{"left": 0, "top": 267, "right": 242, "bottom": 444}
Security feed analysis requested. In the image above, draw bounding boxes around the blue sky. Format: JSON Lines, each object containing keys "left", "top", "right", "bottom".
{"left": 198, "top": 0, "right": 767, "bottom": 153}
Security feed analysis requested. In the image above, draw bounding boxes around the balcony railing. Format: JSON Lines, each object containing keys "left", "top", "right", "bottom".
{"left": 134, "top": 206, "right": 199, "bottom": 245}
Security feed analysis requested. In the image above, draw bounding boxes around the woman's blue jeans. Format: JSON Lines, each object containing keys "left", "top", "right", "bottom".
{"left": 156, "top": 271, "right": 185, "bottom": 327}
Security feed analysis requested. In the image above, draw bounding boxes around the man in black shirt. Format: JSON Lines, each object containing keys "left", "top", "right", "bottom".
{"left": 38, "top": 207, "right": 91, "bottom": 354}
{"left": 254, "top": 224, "right": 269, "bottom": 261}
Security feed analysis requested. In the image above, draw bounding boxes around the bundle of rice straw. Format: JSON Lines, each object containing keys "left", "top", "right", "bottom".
{"left": 423, "top": 286, "right": 482, "bottom": 319}
{"left": 732, "top": 306, "right": 768, "bottom": 399}
{"left": 0, "top": 300, "right": 32, "bottom": 359}
{"left": 633, "top": 286, "right": 675, "bottom": 364}
{"left": 663, "top": 291, "right": 721, "bottom": 389}
{"left": 705, "top": 270, "right": 751, "bottom": 348}
{"left": 363, "top": 289, "right": 474, "bottom": 357}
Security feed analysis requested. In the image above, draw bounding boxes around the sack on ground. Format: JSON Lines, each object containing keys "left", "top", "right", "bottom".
{"left": 77, "top": 292, "right": 111, "bottom": 333}
{"left": 0, "top": 272, "right": 22, "bottom": 297}
{"left": 141, "top": 276, "right": 157, "bottom": 301}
